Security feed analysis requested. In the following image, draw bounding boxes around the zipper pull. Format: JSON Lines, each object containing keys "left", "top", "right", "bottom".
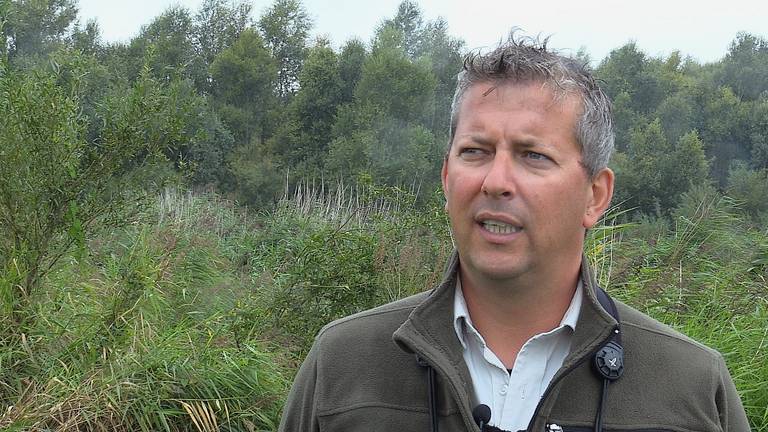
{"left": 546, "top": 423, "right": 563, "bottom": 432}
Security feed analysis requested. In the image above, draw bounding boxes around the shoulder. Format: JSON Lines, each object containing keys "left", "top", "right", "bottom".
{"left": 613, "top": 299, "right": 727, "bottom": 416}
{"left": 302, "top": 291, "right": 435, "bottom": 416}
{"left": 314, "top": 290, "right": 431, "bottom": 349}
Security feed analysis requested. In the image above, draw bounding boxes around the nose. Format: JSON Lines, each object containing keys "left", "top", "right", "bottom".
{"left": 481, "top": 151, "right": 517, "bottom": 198}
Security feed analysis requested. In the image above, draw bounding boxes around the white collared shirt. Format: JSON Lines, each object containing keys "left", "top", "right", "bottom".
{"left": 453, "top": 279, "right": 583, "bottom": 431}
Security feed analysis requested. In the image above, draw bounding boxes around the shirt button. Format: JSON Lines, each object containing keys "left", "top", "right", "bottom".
{"left": 500, "top": 384, "right": 508, "bottom": 395}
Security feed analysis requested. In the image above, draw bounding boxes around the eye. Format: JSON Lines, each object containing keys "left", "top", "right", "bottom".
{"left": 458, "top": 147, "right": 488, "bottom": 160}
{"left": 523, "top": 151, "right": 551, "bottom": 162}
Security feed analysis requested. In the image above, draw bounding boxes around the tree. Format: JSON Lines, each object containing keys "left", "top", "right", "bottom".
{"left": 69, "top": 19, "right": 101, "bottom": 56}
{"left": 655, "top": 91, "right": 696, "bottom": 144}
{"left": 697, "top": 86, "right": 751, "bottom": 184}
{"left": 125, "top": 6, "right": 201, "bottom": 84}
{"left": 747, "top": 98, "right": 768, "bottom": 169}
{"left": 2, "top": 0, "right": 77, "bottom": 61}
{"left": 324, "top": 102, "right": 378, "bottom": 181}
{"left": 377, "top": 0, "right": 423, "bottom": 59}
{"left": 714, "top": 33, "right": 768, "bottom": 101}
{"left": 268, "top": 41, "right": 343, "bottom": 173}
{"left": 337, "top": 38, "right": 366, "bottom": 103}
{"left": 210, "top": 28, "right": 277, "bottom": 143}
{"left": 228, "top": 140, "right": 283, "bottom": 207}
{"left": 414, "top": 17, "right": 464, "bottom": 138}
{"left": 192, "top": 0, "right": 252, "bottom": 93}
{"left": 355, "top": 39, "right": 436, "bottom": 124}
{"left": 611, "top": 91, "right": 645, "bottom": 151}
{"left": 258, "top": 0, "right": 311, "bottom": 100}
{"left": 596, "top": 42, "right": 665, "bottom": 114}
{"left": 369, "top": 121, "right": 440, "bottom": 188}
{"left": 613, "top": 119, "right": 709, "bottom": 215}
{"left": 0, "top": 56, "right": 198, "bottom": 319}
{"left": 726, "top": 161, "right": 768, "bottom": 221}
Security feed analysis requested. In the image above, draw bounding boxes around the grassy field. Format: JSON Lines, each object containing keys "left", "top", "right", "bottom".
{"left": 1, "top": 186, "right": 766, "bottom": 431}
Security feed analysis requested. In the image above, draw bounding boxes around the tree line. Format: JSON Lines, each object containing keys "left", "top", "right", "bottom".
{"left": 3, "top": 0, "right": 768, "bottom": 302}
{"left": 4, "top": 0, "right": 768, "bottom": 214}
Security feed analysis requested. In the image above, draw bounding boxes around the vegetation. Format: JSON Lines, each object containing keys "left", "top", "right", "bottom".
{"left": 0, "top": 0, "right": 766, "bottom": 430}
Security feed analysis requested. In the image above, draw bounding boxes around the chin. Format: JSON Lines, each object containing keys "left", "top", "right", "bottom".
{"left": 463, "top": 255, "right": 530, "bottom": 283}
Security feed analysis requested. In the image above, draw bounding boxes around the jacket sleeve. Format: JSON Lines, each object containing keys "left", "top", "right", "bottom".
{"left": 278, "top": 339, "right": 321, "bottom": 432}
{"left": 715, "top": 354, "right": 751, "bottom": 432}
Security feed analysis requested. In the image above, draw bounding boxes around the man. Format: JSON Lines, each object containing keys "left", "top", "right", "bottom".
{"left": 278, "top": 36, "right": 750, "bottom": 432}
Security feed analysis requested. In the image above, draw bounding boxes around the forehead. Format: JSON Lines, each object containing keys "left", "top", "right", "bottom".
{"left": 454, "top": 81, "right": 582, "bottom": 137}
{"left": 462, "top": 80, "right": 580, "bottom": 114}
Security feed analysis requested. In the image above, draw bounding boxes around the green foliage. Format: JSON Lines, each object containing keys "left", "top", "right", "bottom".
{"left": 4, "top": 3, "right": 768, "bottom": 428}
{"left": 2, "top": 0, "right": 77, "bottom": 61}
{"left": 3, "top": 183, "right": 767, "bottom": 429}
{"left": 611, "top": 189, "right": 767, "bottom": 430}
{"left": 597, "top": 42, "right": 665, "bottom": 114}
{"left": 257, "top": 0, "right": 311, "bottom": 100}
{"left": 357, "top": 31, "right": 436, "bottom": 123}
{"left": 698, "top": 85, "right": 752, "bottom": 182}
{"left": 210, "top": 28, "right": 277, "bottom": 144}
{"left": 184, "top": 101, "right": 235, "bottom": 187}
{"left": 126, "top": 6, "right": 201, "bottom": 84}
{"left": 726, "top": 161, "right": 768, "bottom": 221}
{"left": 337, "top": 38, "right": 366, "bottom": 102}
{"left": 416, "top": 17, "right": 464, "bottom": 137}
{"left": 715, "top": 32, "right": 768, "bottom": 100}
{"left": 0, "top": 55, "right": 200, "bottom": 322}
{"left": 376, "top": 0, "right": 423, "bottom": 58}
{"left": 228, "top": 139, "right": 284, "bottom": 208}
{"left": 192, "top": 0, "right": 252, "bottom": 93}
{"left": 748, "top": 99, "right": 768, "bottom": 169}
{"left": 613, "top": 119, "right": 709, "bottom": 215}
{"left": 0, "top": 193, "right": 289, "bottom": 430}
{"left": 246, "top": 184, "right": 450, "bottom": 352}
{"left": 267, "top": 41, "right": 343, "bottom": 173}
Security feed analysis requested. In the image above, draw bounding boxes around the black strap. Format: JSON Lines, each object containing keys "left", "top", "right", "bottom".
{"left": 595, "top": 287, "right": 622, "bottom": 345}
{"left": 593, "top": 286, "right": 624, "bottom": 432}
{"left": 417, "top": 355, "right": 439, "bottom": 432}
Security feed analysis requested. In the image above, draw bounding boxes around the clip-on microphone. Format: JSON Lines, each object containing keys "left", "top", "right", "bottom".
{"left": 473, "top": 404, "right": 491, "bottom": 430}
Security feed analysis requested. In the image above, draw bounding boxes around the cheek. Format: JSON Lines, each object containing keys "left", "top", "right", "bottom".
{"left": 529, "top": 181, "right": 588, "bottom": 228}
{"left": 446, "top": 172, "right": 481, "bottom": 201}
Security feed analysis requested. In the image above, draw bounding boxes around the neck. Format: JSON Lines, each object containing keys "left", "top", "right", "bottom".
{"left": 459, "top": 258, "right": 581, "bottom": 368}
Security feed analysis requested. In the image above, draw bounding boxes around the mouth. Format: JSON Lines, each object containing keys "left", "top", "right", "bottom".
{"left": 479, "top": 219, "right": 522, "bottom": 234}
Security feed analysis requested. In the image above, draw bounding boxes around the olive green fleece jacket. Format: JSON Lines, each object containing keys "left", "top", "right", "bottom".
{"left": 278, "top": 253, "right": 750, "bottom": 432}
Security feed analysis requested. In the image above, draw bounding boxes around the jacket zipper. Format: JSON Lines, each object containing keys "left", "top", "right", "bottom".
{"left": 528, "top": 324, "right": 619, "bottom": 432}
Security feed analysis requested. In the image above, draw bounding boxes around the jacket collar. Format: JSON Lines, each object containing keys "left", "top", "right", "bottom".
{"left": 392, "top": 251, "right": 617, "bottom": 424}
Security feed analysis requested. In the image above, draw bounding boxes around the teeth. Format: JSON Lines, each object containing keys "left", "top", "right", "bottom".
{"left": 482, "top": 220, "right": 521, "bottom": 234}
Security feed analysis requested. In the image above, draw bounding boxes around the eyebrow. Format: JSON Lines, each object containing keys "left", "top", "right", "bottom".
{"left": 463, "top": 134, "right": 549, "bottom": 150}
{"left": 465, "top": 134, "right": 495, "bottom": 146}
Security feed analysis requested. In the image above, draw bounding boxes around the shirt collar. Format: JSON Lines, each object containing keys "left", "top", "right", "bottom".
{"left": 453, "top": 276, "right": 584, "bottom": 350}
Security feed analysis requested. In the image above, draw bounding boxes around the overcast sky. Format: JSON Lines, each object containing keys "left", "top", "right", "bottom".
{"left": 77, "top": 0, "right": 768, "bottom": 64}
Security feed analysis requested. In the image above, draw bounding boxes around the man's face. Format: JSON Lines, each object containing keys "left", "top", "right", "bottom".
{"left": 442, "top": 81, "right": 612, "bottom": 285}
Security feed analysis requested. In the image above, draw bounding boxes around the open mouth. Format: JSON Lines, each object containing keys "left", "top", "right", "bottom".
{"left": 480, "top": 220, "right": 522, "bottom": 234}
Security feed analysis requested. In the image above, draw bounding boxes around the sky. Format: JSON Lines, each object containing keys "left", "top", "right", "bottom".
{"left": 77, "top": 0, "right": 768, "bottom": 65}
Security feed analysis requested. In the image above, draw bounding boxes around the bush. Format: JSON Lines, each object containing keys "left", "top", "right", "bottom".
{"left": 243, "top": 183, "right": 450, "bottom": 353}
{"left": 0, "top": 190, "right": 290, "bottom": 431}
{"left": 0, "top": 57, "right": 197, "bottom": 324}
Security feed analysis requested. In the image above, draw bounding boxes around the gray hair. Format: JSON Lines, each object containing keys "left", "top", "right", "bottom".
{"left": 448, "top": 34, "right": 614, "bottom": 178}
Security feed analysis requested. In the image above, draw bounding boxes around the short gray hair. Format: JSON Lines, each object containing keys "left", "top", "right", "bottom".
{"left": 448, "top": 34, "right": 614, "bottom": 178}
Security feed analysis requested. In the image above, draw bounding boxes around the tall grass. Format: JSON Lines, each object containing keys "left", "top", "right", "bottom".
{"left": 239, "top": 182, "right": 452, "bottom": 353}
{"left": 0, "top": 190, "right": 289, "bottom": 431}
{"left": 1, "top": 185, "right": 765, "bottom": 430}
{"left": 610, "top": 186, "right": 768, "bottom": 429}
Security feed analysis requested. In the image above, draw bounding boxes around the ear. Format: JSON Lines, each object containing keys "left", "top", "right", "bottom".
{"left": 441, "top": 156, "right": 449, "bottom": 210}
{"left": 582, "top": 167, "right": 615, "bottom": 229}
